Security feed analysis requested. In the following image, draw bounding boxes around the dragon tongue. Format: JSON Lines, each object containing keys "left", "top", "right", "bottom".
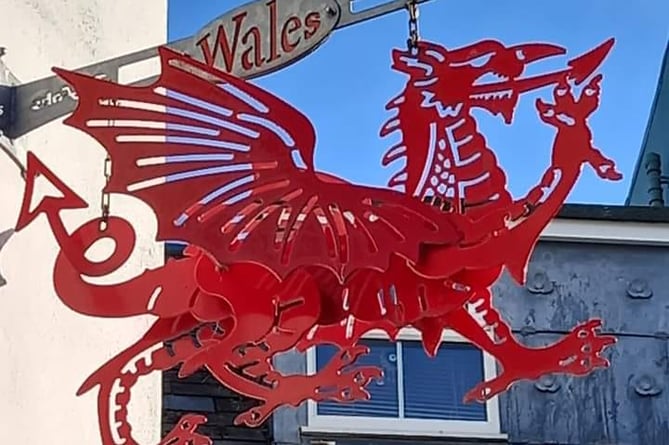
{"left": 567, "top": 38, "right": 615, "bottom": 84}
{"left": 501, "top": 38, "right": 614, "bottom": 97}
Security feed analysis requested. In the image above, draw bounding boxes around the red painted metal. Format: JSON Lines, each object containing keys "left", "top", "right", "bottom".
{"left": 13, "top": 38, "right": 621, "bottom": 444}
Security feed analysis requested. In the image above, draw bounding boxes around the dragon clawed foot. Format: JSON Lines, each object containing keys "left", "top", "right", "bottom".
{"left": 464, "top": 319, "right": 615, "bottom": 404}
{"left": 535, "top": 74, "right": 623, "bottom": 182}
{"left": 592, "top": 160, "right": 623, "bottom": 181}
{"left": 233, "top": 345, "right": 383, "bottom": 428}
{"left": 535, "top": 74, "right": 603, "bottom": 127}
{"left": 234, "top": 405, "right": 273, "bottom": 429}
{"left": 552, "top": 319, "right": 616, "bottom": 375}
{"left": 233, "top": 367, "right": 382, "bottom": 428}
{"left": 314, "top": 365, "right": 384, "bottom": 403}
{"left": 159, "top": 414, "right": 211, "bottom": 445}
{"left": 313, "top": 345, "right": 383, "bottom": 403}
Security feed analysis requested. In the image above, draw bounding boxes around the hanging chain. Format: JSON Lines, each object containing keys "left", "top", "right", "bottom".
{"left": 406, "top": 0, "right": 420, "bottom": 53}
{"left": 99, "top": 156, "right": 112, "bottom": 232}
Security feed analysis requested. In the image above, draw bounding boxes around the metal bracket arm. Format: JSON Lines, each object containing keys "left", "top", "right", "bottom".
{"left": 0, "top": 0, "right": 432, "bottom": 140}
{"left": 5, "top": 37, "right": 192, "bottom": 140}
{"left": 0, "top": 85, "right": 13, "bottom": 136}
{"left": 336, "top": 0, "right": 428, "bottom": 29}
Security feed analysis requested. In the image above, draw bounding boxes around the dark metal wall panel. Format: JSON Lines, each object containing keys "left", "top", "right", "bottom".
{"left": 493, "top": 242, "right": 669, "bottom": 335}
{"left": 162, "top": 368, "right": 273, "bottom": 445}
{"left": 499, "top": 335, "right": 668, "bottom": 445}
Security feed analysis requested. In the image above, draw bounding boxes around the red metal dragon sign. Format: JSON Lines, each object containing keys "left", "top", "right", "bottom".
{"left": 13, "top": 36, "right": 621, "bottom": 445}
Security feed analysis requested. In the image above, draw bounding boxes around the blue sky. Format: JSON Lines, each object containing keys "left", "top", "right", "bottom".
{"left": 168, "top": 0, "right": 669, "bottom": 205}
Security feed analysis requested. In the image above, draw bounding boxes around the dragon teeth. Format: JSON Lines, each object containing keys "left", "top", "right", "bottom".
{"left": 470, "top": 89, "right": 513, "bottom": 100}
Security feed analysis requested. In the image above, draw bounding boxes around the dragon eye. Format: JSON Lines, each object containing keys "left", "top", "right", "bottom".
{"left": 468, "top": 53, "right": 493, "bottom": 68}
{"left": 425, "top": 49, "right": 446, "bottom": 63}
{"left": 585, "top": 88, "right": 597, "bottom": 96}
{"left": 451, "top": 53, "right": 493, "bottom": 68}
{"left": 556, "top": 88, "right": 568, "bottom": 96}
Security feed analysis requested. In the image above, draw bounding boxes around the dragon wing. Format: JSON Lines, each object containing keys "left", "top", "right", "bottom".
{"left": 56, "top": 47, "right": 465, "bottom": 279}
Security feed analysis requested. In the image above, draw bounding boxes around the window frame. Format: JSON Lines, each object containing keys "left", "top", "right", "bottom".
{"left": 303, "top": 327, "right": 505, "bottom": 439}
{"left": 542, "top": 218, "right": 669, "bottom": 245}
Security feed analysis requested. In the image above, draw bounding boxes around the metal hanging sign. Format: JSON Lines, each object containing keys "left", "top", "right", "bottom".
{"left": 195, "top": 0, "right": 338, "bottom": 75}
{"left": 2, "top": 0, "right": 622, "bottom": 444}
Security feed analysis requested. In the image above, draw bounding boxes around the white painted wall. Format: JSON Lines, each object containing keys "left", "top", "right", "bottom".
{"left": 0, "top": 1, "right": 167, "bottom": 443}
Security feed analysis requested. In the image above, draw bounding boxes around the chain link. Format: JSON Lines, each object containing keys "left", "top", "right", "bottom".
{"left": 406, "top": 0, "right": 420, "bottom": 53}
{"left": 99, "top": 156, "right": 112, "bottom": 231}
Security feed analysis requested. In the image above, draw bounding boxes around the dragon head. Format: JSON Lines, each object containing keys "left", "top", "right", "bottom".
{"left": 390, "top": 39, "right": 611, "bottom": 124}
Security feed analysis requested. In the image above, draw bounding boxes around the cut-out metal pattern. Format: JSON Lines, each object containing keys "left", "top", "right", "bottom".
{"left": 13, "top": 37, "right": 622, "bottom": 445}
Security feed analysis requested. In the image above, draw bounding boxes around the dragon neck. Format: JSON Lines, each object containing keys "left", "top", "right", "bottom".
{"left": 381, "top": 87, "right": 464, "bottom": 198}
{"left": 510, "top": 162, "right": 582, "bottom": 236}
{"left": 384, "top": 90, "right": 512, "bottom": 219}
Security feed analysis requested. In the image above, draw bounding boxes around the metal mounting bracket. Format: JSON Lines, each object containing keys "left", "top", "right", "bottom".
{"left": 0, "top": 0, "right": 432, "bottom": 141}
{"left": 0, "top": 85, "right": 12, "bottom": 137}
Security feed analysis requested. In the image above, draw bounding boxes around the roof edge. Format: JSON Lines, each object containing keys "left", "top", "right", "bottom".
{"left": 558, "top": 203, "right": 669, "bottom": 223}
{"left": 626, "top": 39, "right": 669, "bottom": 205}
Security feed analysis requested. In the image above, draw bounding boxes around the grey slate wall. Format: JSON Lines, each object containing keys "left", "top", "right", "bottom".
{"left": 495, "top": 241, "right": 668, "bottom": 445}
{"left": 162, "top": 369, "right": 273, "bottom": 445}
{"left": 272, "top": 240, "right": 669, "bottom": 445}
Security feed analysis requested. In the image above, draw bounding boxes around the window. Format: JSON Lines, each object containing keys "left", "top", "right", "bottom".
{"left": 304, "top": 329, "right": 503, "bottom": 439}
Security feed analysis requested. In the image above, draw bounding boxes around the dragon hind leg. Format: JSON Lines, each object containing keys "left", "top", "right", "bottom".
{"left": 426, "top": 288, "right": 615, "bottom": 403}
{"left": 192, "top": 273, "right": 381, "bottom": 428}
{"left": 227, "top": 342, "right": 382, "bottom": 428}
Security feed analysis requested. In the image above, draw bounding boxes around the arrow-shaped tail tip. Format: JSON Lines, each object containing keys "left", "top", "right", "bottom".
{"left": 15, "top": 151, "right": 87, "bottom": 232}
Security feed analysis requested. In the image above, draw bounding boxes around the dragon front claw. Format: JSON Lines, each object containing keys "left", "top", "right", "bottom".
{"left": 555, "top": 319, "right": 616, "bottom": 375}
{"left": 232, "top": 344, "right": 383, "bottom": 427}
{"left": 463, "top": 319, "right": 615, "bottom": 404}
{"left": 535, "top": 73, "right": 602, "bottom": 127}
{"left": 463, "top": 379, "right": 504, "bottom": 404}
{"left": 331, "top": 344, "right": 371, "bottom": 369}
{"left": 315, "top": 365, "right": 384, "bottom": 403}
{"left": 234, "top": 406, "right": 270, "bottom": 428}
{"left": 159, "top": 414, "right": 211, "bottom": 445}
{"left": 593, "top": 161, "right": 623, "bottom": 181}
